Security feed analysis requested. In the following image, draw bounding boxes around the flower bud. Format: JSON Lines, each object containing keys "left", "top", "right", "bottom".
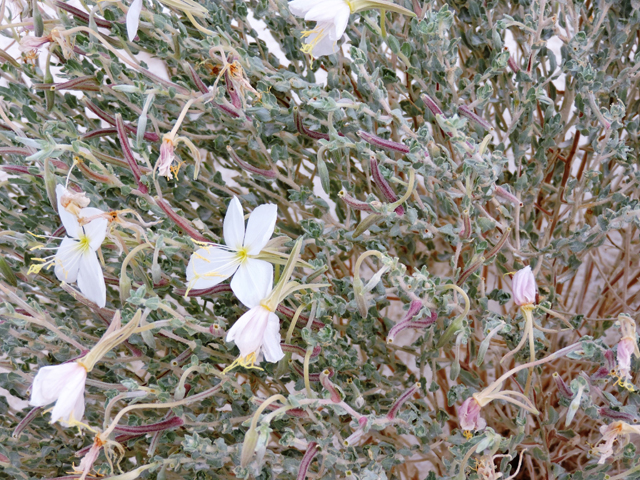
{"left": 458, "top": 397, "right": 486, "bottom": 432}
{"left": 511, "top": 266, "right": 536, "bottom": 306}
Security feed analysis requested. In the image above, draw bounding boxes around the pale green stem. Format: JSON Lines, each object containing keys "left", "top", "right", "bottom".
{"left": 101, "top": 381, "right": 227, "bottom": 438}
{"left": 389, "top": 169, "right": 416, "bottom": 210}
{"left": 304, "top": 347, "right": 314, "bottom": 398}
{"left": 169, "top": 98, "right": 196, "bottom": 138}
{"left": 175, "top": 365, "right": 202, "bottom": 400}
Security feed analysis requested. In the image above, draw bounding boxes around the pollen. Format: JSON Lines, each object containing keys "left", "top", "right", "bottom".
{"left": 77, "top": 235, "right": 92, "bottom": 253}
{"left": 236, "top": 246, "right": 249, "bottom": 262}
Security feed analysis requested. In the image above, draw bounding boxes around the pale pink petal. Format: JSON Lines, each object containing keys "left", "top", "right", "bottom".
{"left": 512, "top": 266, "right": 536, "bottom": 306}
{"left": 230, "top": 259, "right": 273, "bottom": 309}
{"left": 224, "top": 197, "right": 245, "bottom": 250}
{"left": 186, "top": 248, "right": 239, "bottom": 290}
{"left": 243, "top": 203, "right": 277, "bottom": 254}
{"left": 77, "top": 251, "right": 106, "bottom": 308}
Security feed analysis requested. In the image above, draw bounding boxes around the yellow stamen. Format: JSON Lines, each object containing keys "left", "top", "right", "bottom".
{"left": 463, "top": 430, "right": 473, "bottom": 440}
{"left": 236, "top": 246, "right": 249, "bottom": 263}
{"left": 222, "top": 351, "right": 263, "bottom": 374}
{"left": 301, "top": 26, "right": 327, "bottom": 54}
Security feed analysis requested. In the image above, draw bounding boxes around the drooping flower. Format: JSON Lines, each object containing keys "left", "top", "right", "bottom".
{"left": 54, "top": 185, "right": 109, "bottom": 308}
{"left": 616, "top": 314, "right": 639, "bottom": 383}
{"left": 157, "top": 135, "right": 176, "bottom": 178}
{"left": 226, "top": 273, "right": 285, "bottom": 365}
{"left": 126, "top": 0, "right": 144, "bottom": 42}
{"left": 186, "top": 197, "right": 277, "bottom": 308}
{"left": 592, "top": 421, "right": 640, "bottom": 464}
{"left": 458, "top": 397, "right": 486, "bottom": 433}
{"left": 288, "top": 0, "right": 415, "bottom": 57}
{"left": 224, "top": 239, "right": 327, "bottom": 371}
{"left": 29, "top": 311, "right": 141, "bottom": 426}
{"left": 30, "top": 361, "right": 87, "bottom": 426}
{"left": 511, "top": 266, "right": 536, "bottom": 306}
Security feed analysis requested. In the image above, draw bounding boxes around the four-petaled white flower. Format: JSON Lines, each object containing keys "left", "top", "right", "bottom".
{"left": 29, "top": 361, "right": 87, "bottom": 426}
{"left": 511, "top": 265, "right": 536, "bottom": 306}
{"left": 289, "top": 0, "right": 353, "bottom": 57}
{"left": 593, "top": 421, "right": 640, "bottom": 464}
{"left": 126, "top": 0, "right": 144, "bottom": 42}
{"left": 226, "top": 273, "right": 285, "bottom": 366}
{"left": 186, "top": 196, "right": 277, "bottom": 308}
{"left": 55, "top": 185, "right": 109, "bottom": 308}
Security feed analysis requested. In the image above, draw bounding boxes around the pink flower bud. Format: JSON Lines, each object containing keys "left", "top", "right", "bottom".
{"left": 511, "top": 266, "right": 536, "bottom": 306}
{"left": 458, "top": 397, "right": 486, "bottom": 432}
{"left": 617, "top": 337, "right": 636, "bottom": 381}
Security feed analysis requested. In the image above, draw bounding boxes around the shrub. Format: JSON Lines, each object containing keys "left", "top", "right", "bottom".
{"left": 0, "top": 0, "right": 639, "bottom": 479}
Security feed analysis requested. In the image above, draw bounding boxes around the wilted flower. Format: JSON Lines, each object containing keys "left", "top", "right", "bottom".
{"left": 186, "top": 197, "right": 277, "bottom": 308}
{"left": 592, "top": 421, "right": 640, "bottom": 464}
{"left": 224, "top": 239, "right": 326, "bottom": 371}
{"left": 459, "top": 397, "right": 486, "bottom": 433}
{"left": 30, "top": 361, "right": 87, "bottom": 426}
{"left": 157, "top": 135, "right": 177, "bottom": 178}
{"left": 29, "top": 311, "right": 140, "bottom": 426}
{"left": 511, "top": 266, "right": 536, "bottom": 306}
{"left": 616, "top": 314, "right": 639, "bottom": 383}
{"left": 226, "top": 273, "right": 285, "bottom": 365}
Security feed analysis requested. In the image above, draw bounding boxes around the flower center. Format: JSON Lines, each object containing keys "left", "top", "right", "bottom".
{"left": 235, "top": 246, "right": 249, "bottom": 263}
{"left": 77, "top": 235, "right": 92, "bottom": 253}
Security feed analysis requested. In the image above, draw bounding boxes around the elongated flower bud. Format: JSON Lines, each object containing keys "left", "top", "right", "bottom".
{"left": 115, "top": 114, "right": 148, "bottom": 194}
{"left": 320, "top": 370, "right": 342, "bottom": 403}
{"left": 458, "top": 105, "right": 493, "bottom": 131}
{"left": 156, "top": 198, "right": 208, "bottom": 242}
{"left": 296, "top": 442, "right": 319, "bottom": 480}
{"left": 495, "top": 186, "right": 523, "bottom": 207}
{"left": 294, "top": 107, "right": 329, "bottom": 140}
{"left": 552, "top": 372, "right": 573, "bottom": 399}
{"left": 359, "top": 130, "right": 410, "bottom": 154}
{"left": 227, "top": 145, "right": 276, "bottom": 178}
{"left": 421, "top": 93, "right": 443, "bottom": 117}
{"left": 387, "top": 382, "right": 420, "bottom": 419}
{"left": 598, "top": 408, "right": 637, "bottom": 422}
{"left": 370, "top": 157, "right": 404, "bottom": 215}
{"left": 338, "top": 190, "right": 373, "bottom": 212}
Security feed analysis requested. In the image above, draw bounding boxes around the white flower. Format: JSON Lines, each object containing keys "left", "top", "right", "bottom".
{"left": 55, "top": 185, "right": 109, "bottom": 308}
{"left": 592, "top": 421, "right": 640, "bottom": 464}
{"left": 616, "top": 314, "right": 639, "bottom": 382}
{"left": 511, "top": 266, "right": 536, "bottom": 306}
{"left": 126, "top": 0, "right": 144, "bottom": 42}
{"left": 29, "top": 361, "right": 87, "bottom": 426}
{"left": 186, "top": 197, "right": 277, "bottom": 307}
{"left": 289, "top": 0, "right": 352, "bottom": 57}
{"left": 226, "top": 273, "right": 285, "bottom": 365}
{"left": 288, "top": 0, "right": 415, "bottom": 57}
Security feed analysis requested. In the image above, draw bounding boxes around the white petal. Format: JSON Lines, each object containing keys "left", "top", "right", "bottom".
{"left": 305, "top": 1, "right": 349, "bottom": 22}
{"left": 186, "top": 248, "right": 239, "bottom": 290}
{"left": 305, "top": 23, "right": 341, "bottom": 56}
{"left": 243, "top": 203, "right": 277, "bottom": 255}
{"left": 54, "top": 237, "right": 83, "bottom": 284}
{"left": 333, "top": 7, "right": 350, "bottom": 38}
{"left": 288, "top": 0, "right": 316, "bottom": 16}
{"left": 79, "top": 208, "right": 108, "bottom": 251}
{"left": 77, "top": 251, "right": 106, "bottom": 308}
{"left": 30, "top": 362, "right": 84, "bottom": 407}
{"left": 223, "top": 197, "right": 245, "bottom": 250}
{"left": 231, "top": 259, "right": 273, "bottom": 309}
{"left": 127, "top": 0, "right": 143, "bottom": 42}
{"left": 56, "top": 185, "right": 81, "bottom": 238}
{"left": 261, "top": 312, "right": 284, "bottom": 362}
{"left": 49, "top": 365, "right": 87, "bottom": 425}
{"left": 227, "top": 306, "right": 270, "bottom": 358}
